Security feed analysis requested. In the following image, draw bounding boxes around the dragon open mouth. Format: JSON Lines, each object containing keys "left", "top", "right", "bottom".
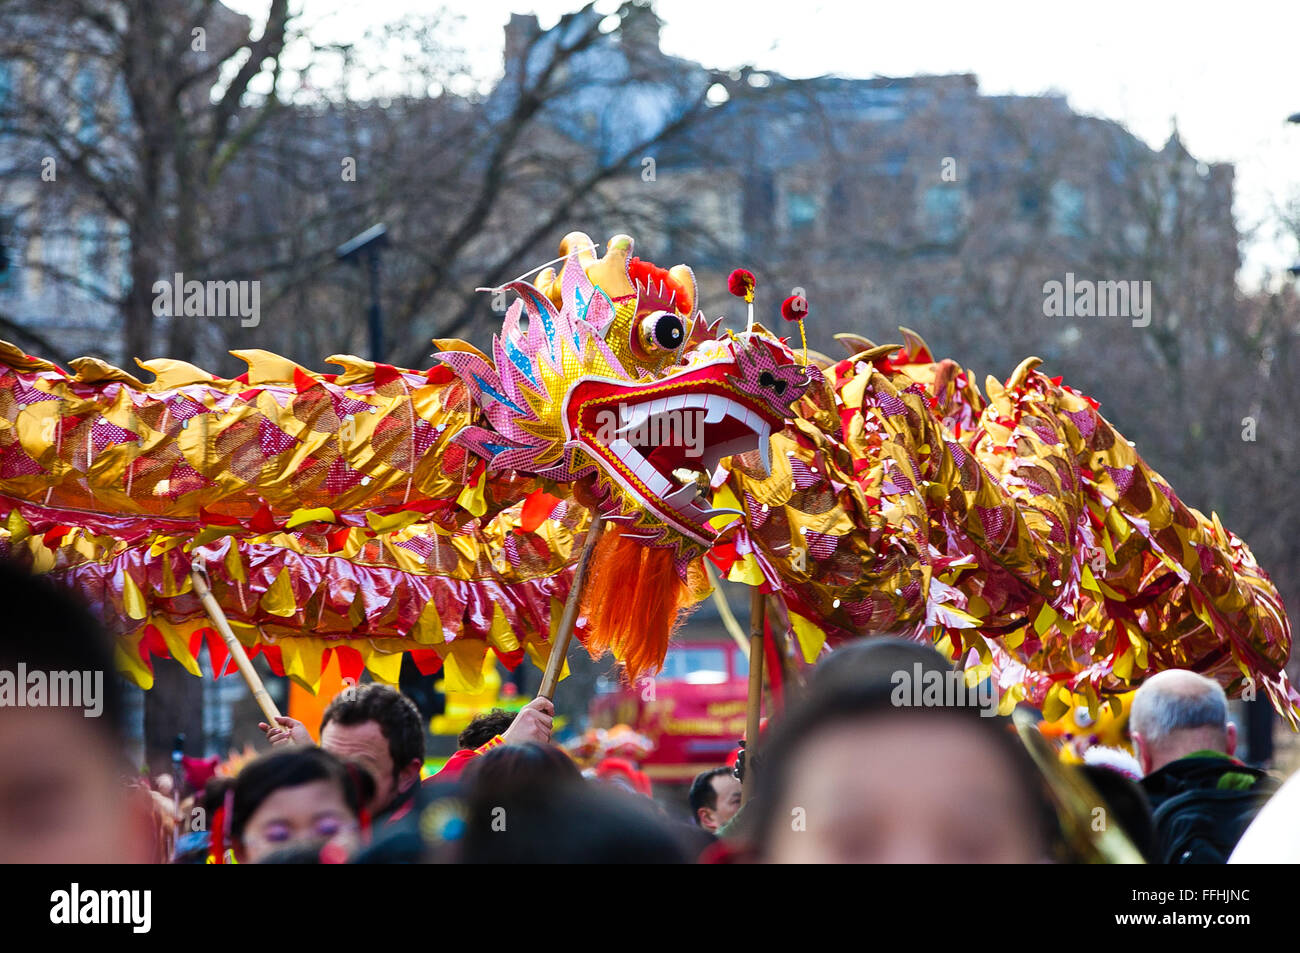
{"left": 567, "top": 368, "right": 781, "bottom": 541}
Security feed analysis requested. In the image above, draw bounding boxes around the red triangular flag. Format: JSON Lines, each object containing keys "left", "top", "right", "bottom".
{"left": 292, "top": 368, "right": 319, "bottom": 393}
{"left": 372, "top": 363, "right": 402, "bottom": 387}
{"left": 519, "top": 490, "right": 562, "bottom": 533}
{"left": 249, "top": 505, "right": 279, "bottom": 535}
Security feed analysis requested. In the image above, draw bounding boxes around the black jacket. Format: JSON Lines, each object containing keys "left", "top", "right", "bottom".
{"left": 1141, "top": 754, "right": 1276, "bottom": 864}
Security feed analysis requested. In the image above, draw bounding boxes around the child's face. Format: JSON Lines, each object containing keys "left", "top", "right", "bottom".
{"left": 237, "top": 780, "right": 360, "bottom": 863}
{"left": 764, "top": 714, "right": 1047, "bottom": 864}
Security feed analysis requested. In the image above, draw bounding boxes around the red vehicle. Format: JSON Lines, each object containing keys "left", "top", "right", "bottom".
{"left": 588, "top": 637, "right": 750, "bottom": 783}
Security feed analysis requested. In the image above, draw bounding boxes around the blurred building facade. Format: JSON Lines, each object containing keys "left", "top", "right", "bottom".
{"left": 498, "top": 8, "right": 1238, "bottom": 377}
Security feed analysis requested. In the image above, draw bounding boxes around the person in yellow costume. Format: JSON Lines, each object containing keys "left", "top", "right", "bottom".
{"left": 1039, "top": 690, "right": 1136, "bottom": 764}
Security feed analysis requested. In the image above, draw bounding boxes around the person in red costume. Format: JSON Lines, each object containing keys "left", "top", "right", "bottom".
{"left": 592, "top": 757, "right": 653, "bottom": 798}
{"left": 431, "top": 696, "right": 554, "bottom": 780}
{"left": 260, "top": 688, "right": 555, "bottom": 821}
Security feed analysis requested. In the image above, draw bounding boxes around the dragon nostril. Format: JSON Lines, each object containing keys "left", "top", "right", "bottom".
{"left": 758, "top": 370, "right": 786, "bottom": 396}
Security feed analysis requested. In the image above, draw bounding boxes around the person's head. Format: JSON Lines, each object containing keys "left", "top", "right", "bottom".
{"left": 461, "top": 741, "right": 581, "bottom": 798}
{"left": 806, "top": 634, "right": 943, "bottom": 693}
{"left": 230, "top": 747, "right": 373, "bottom": 864}
{"left": 458, "top": 709, "right": 516, "bottom": 750}
{"left": 1129, "top": 669, "right": 1235, "bottom": 774}
{"left": 751, "top": 643, "right": 1060, "bottom": 863}
{"left": 319, "top": 683, "right": 423, "bottom": 813}
{"left": 202, "top": 775, "right": 237, "bottom": 819}
{"left": 456, "top": 783, "right": 690, "bottom": 863}
{"left": 174, "top": 776, "right": 238, "bottom": 864}
{"left": 689, "top": 766, "right": 741, "bottom": 832}
{"left": 1079, "top": 764, "right": 1156, "bottom": 862}
{"left": 257, "top": 838, "right": 346, "bottom": 864}
{"left": 0, "top": 560, "right": 154, "bottom": 863}
{"left": 593, "top": 757, "right": 653, "bottom": 798}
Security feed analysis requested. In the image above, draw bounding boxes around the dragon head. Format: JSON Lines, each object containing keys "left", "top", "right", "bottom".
{"left": 437, "top": 233, "right": 819, "bottom": 560}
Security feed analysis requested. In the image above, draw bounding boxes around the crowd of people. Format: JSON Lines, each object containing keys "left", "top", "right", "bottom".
{"left": 0, "top": 557, "right": 1290, "bottom": 864}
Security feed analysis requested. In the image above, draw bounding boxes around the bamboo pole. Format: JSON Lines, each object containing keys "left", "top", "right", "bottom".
{"left": 537, "top": 514, "right": 607, "bottom": 700}
{"left": 702, "top": 560, "right": 750, "bottom": 659}
{"left": 742, "top": 586, "right": 766, "bottom": 804}
{"left": 763, "top": 591, "right": 803, "bottom": 703}
{"left": 190, "top": 563, "right": 282, "bottom": 725}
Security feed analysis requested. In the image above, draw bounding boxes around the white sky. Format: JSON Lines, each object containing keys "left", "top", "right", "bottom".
{"left": 226, "top": 0, "right": 1300, "bottom": 287}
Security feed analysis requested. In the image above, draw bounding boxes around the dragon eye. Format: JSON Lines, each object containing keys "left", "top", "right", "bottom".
{"left": 638, "top": 311, "right": 684, "bottom": 352}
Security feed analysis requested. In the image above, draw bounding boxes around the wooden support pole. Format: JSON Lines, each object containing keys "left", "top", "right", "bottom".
{"left": 190, "top": 564, "right": 282, "bottom": 726}
{"left": 537, "top": 515, "right": 606, "bottom": 701}
{"left": 742, "top": 586, "right": 766, "bottom": 804}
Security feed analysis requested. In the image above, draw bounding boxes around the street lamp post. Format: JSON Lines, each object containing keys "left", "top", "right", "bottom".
{"left": 336, "top": 224, "right": 389, "bottom": 362}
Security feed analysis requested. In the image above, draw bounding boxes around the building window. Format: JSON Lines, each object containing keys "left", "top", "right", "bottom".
{"left": 0, "top": 61, "right": 12, "bottom": 130}
{"left": 0, "top": 220, "right": 11, "bottom": 290}
{"left": 786, "top": 191, "right": 818, "bottom": 232}
{"left": 742, "top": 172, "right": 775, "bottom": 247}
{"left": 1018, "top": 184, "right": 1043, "bottom": 217}
{"left": 929, "top": 293, "right": 955, "bottom": 319}
{"left": 922, "top": 185, "right": 964, "bottom": 242}
{"left": 25, "top": 235, "right": 43, "bottom": 296}
{"left": 76, "top": 67, "right": 98, "bottom": 146}
{"left": 1050, "top": 181, "right": 1086, "bottom": 239}
{"left": 78, "top": 218, "right": 102, "bottom": 293}
{"left": 108, "top": 221, "right": 130, "bottom": 297}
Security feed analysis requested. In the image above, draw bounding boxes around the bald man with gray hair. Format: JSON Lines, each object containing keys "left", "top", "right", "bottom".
{"left": 1130, "top": 669, "right": 1236, "bottom": 775}
{"left": 1131, "top": 669, "right": 1277, "bottom": 863}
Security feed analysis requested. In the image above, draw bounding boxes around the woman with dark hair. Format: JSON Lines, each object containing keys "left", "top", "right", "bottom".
{"left": 229, "top": 748, "right": 374, "bottom": 864}
{"left": 460, "top": 741, "right": 582, "bottom": 798}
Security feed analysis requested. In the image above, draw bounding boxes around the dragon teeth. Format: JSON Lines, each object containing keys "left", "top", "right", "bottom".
{"left": 639, "top": 461, "right": 671, "bottom": 496}
{"left": 701, "top": 395, "right": 766, "bottom": 430}
{"left": 607, "top": 392, "right": 775, "bottom": 509}
{"left": 610, "top": 437, "right": 673, "bottom": 496}
{"left": 615, "top": 402, "right": 652, "bottom": 435}
{"left": 663, "top": 483, "right": 702, "bottom": 510}
{"left": 699, "top": 506, "right": 743, "bottom": 520}
{"left": 756, "top": 421, "right": 773, "bottom": 477}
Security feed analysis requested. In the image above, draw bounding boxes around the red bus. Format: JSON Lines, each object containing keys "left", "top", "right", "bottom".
{"left": 588, "top": 637, "right": 749, "bottom": 784}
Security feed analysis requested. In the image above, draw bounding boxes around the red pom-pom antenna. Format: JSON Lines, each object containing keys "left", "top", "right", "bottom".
{"left": 780, "top": 294, "right": 810, "bottom": 364}
{"left": 727, "top": 268, "right": 756, "bottom": 303}
{"left": 728, "top": 268, "right": 757, "bottom": 331}
{"left": 780, "top": 294, "right": 807, "bottom": 322}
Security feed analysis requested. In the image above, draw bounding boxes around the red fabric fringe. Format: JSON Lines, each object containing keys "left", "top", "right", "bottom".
{"left": 580, "top": 527, "right": 697, "bottom": 682}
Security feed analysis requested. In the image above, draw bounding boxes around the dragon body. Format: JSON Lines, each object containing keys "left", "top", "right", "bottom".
{"left": 0, "top": 233, "right": 1290, "bottom": 723}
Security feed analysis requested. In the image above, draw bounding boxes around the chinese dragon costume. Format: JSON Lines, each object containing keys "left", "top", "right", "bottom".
{"left": 0, "top": 232, "right": 1292, "bottom": 725}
